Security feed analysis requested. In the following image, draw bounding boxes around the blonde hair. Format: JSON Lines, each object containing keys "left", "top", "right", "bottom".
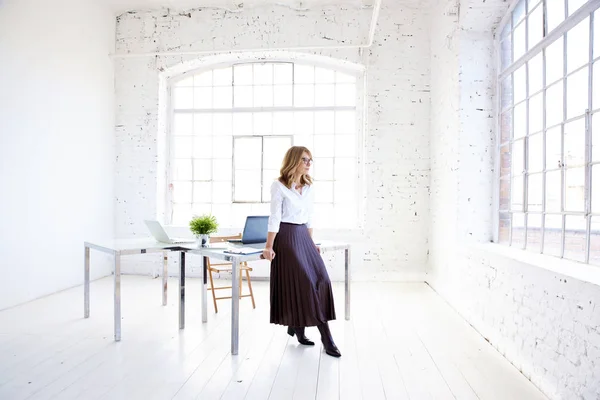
{"left": 278, "top": 146, "right": 313, "bottom": 188}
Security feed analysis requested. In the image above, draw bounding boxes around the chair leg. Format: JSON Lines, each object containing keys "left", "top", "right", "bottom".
{"left": 245, "top": 268, "right": 256, "bottom": 309}
{"left": 208, "top": 268, "right": 218, "bottom": 313}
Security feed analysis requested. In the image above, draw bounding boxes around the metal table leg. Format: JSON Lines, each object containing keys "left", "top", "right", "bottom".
{"left": 231, "top": 256, "right": 240, "bottom": 355}
{"left": 202, "top": 256, "right": 208, "bottom": 323}
{"left": 114, "top": 253, "right": 122, "bottom": 341}
{"left": 345, "top": 248, "right": 351, "bottom": 321}
{"left": 162, "top": 252, "right": 168, "bottom": 306}
{"left": 84, "top": 245, "right": 90, "bottom": 318}
{"left": 179, "top": 251, "right": 186, "bottom": 329}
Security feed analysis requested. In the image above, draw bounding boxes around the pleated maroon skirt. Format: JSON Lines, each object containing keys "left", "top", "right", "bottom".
{"left": 270, "top": 222, "right": 336, "bottom": 327}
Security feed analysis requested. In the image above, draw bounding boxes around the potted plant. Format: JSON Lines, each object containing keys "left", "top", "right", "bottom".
{"left": 189, "top": 214, "right": 218, "bottom": 247}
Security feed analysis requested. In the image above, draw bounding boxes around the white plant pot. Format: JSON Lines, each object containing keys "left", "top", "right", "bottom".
{"left": 196, "top": 234, "right": 210, "bottom": 247}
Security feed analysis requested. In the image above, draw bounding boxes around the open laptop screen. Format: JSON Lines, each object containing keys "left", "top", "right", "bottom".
{"left": 241, "top": 216, "right": 269, "bottom": 244}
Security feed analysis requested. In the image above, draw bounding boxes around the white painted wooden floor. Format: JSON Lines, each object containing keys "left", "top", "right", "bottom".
{"left": 0, "top": 276, "right": 547, "bottom": 400}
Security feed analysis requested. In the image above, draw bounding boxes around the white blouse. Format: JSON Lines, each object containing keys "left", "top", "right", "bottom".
{"left": 267, "top": 180, "right": 314, "bottom": 233}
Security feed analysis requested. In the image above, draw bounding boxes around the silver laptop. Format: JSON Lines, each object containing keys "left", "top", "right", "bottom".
{"left": 144, "top": 220, "right": 193, "bottom": 244}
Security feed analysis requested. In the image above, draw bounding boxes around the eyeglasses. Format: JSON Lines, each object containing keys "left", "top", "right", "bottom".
{"left": 301, "top": 157, "right": 313, "bottom": 165}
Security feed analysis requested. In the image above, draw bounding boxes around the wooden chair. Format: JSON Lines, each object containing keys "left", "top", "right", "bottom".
{"left": 207, "top": 234, "right": 256, "bottom": 313}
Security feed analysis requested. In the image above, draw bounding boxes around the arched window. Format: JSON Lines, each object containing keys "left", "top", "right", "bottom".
{"left": 167, "top": 60, "right": 362, "bottom": 229}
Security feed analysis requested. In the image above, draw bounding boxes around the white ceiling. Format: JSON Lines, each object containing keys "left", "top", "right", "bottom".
{"left": 100, "top": 0, "right": 374, "bottom": 14}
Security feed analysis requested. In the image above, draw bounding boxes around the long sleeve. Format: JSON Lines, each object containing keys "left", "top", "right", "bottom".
{"left": 268, "top": 181, "right": 283, "bottom": 233}
{"left": 306, "top": 186, "right": 314, "bottom": 229}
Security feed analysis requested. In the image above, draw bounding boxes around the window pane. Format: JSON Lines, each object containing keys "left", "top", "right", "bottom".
{"left": 274, "top": 63, "right": 293, "bottom": 84}
{"left": 273, "top": 112, "right": 294, "bottom": 135}
{"left": 314, "top": 181, "right": 334, "bottom": 203}
{"left": 500, "top": 144, "right": 511, "bottom": 177}
{"left": 314, "top": 111, "right": 335, "bottom": 135}
{"left": 594, "top": 62, "right": 600, "bottom": 109}
{"left": 512, "top": 175, "right": 524, "bottom": 211}
{"left": 564, "top": 215, "right": 586, "bottom": 262}
{"left": 568, "top": 0, "right": 587, "bottom": 16}
{"left": 528, "top": 53, "right": 543, "bottom": 95}
{"left": 512, "top": 212, "right": 526, "bottom": 248}
{"left": 526, "top": 213, "right": 542, "bottom": 252}
{"left": 500, "top": 177, "right": 511, "bottom": 210}
{"left": 564, "top": 118, "right": 585, "bottom": 168}
{"left": 567, "top": 17, "right": 590, "bottom": 74}
{"left": 262, "top": 169, "right": 279, "bottom": 201}
{"left": 211, "top": 204, "right": 232, "bottom": 227}
{"left": 528, "top": 133, "right": 543, "bottom": 172}
{"left": 264, "top": 136, "right": 292, "bottom": 169}
{"left": 274, "top": 85, "right": 293, "bottom": 106}
{"left": 565, "top": 167, "right": 585, "bottom": 212}
{"left": 514, "top": 65, "right": 527, "bottom": 103}
{"left": 174, "top": 87, "right": 193, "bottom": 109}
{"left": 315, "top": 84, "right": 335, "bottom": 106}
{"left": 547, "top": 0, "right": 565, "bottom": 33}
{"left": 545, "top": 39, "right": 564, "bottom": 84}
{"left": 193, "top": 159, "right": 212, "bottom": 180}
{"left": 173, "top": 114, "right": 193, "bottom": 135}
{"left": 193, "top": 136, "right": 212, "bottom": 159}
{"left": 191, "top": 203, "right": 211, "bottom": 219}
{"left": 253, "top": 112, "right": 272, "bottom": 134}
{"left": 335, "top": 135, "right": 356, "bottom": 157}
{"left": 528, "top": 4, "right": 543, "bottom": 49}
{"left": 315, "top": 67, "right": 335, "bottom": 84}
{"left": 172, "top": 181, "right": 192, "bottom": 203}
{"left": 213, "top": 136, "right": 232, "bottom": 158}
{"left": 194, "top": 70, "right": 212, "bottom": 86}
{"left": 514, "top": 102, "right": 527, "bottom": 138}
{"left": 193, "top": 182, "right": 211, "bottom": 203}
{"left": 294, "top": 84, "right": 314, "bottom": 107}
{"left": 514, "top": 20, "right": 527, "bottom": 60}
{"left": 174, "top": 136, "right": 193, "bottom": 158}
{"left": 544, "top": 214, "right": 563, "bottom": 257}
{"left": 313, "top": 204, "right": 334, "bottom": 228}
{"left": 294, "top": 134, "right": 313, "bottom": 149}
{"left": 234, "top": 86, "right": 253, "bottom": 107}
{"left": 336, "top": 111, "right": 356, "bottom": 134}
{"left": 234, "top": 64, "right": 253, "bottom": 85}
{"left": 334, "top": 205, "right": 357, "bottom": 228}
{"left": 254, "top": 63, "right": 273, "bottom": 85}
{"left": 313, "top": 157, "right": 334, "bottom": 180}
{"left": 546, "top": 170, "right": 562, "bottom": 212}
{"left": 513, "top": 0, "right": 526, "bottom": 25}
{"left": 529, "top": 92, "right": 543, "bottom": 134}
{"left": 334, "top": 181, "right": 356, "bottom": 204}
{"left": 336, "top": 71, "right": 355, "bottom": 83}
{"left": 193, "top": 114, "right": 212, "bottom": 135}
{"left": 234, "top": 171, "right": 261, "bottom": 202}
{"left": 499, "top": 211, "right": 511, "bottom": 243}
{"left": 173, "top": 159, "right": 192, "bottom": 180}
{"left": 501, "top": 111, "right": 512, "bottom": 144}
{"left": 528, "top": 173, "right": 543, "bottom": 211}
{"left": 194, "top": 87, "right": 212, "bottom": 109}
{"left": 213, "top": 87, "right": 232, "bottom": 109}
{"left": 175, "top": 76, "right": 194, "bottom": 87}
{"left": 254, "top": 86, "right": 273, "bottom": 107}
{"left": 546, "top": 126, "right": 562, "bottom": 170}
{"left": 590, "top": 216, "right": 600, "bottom": 266}
{"left": 501, "top": 75, "right": 513, "bottom": 110}
{"left": 212, "top": 159, "right": 232, "bottom": 181}
{"left": 172, "top": 203, "right": 192, "bottom": 225}
{"left": 512, "top": 139, "right": 525, "bottom": 175}
{"left": 294, "top": 111, "right": 314, "bottom": 135}
{"left": 334, "top": 158, "right": 356, "bottom": 181}
{"left": 234, "top": 137, "right": 261, "bottom": 170}
{"left": 592, "top": 112, "right": 600, "bottom": 162}
{"left": 501, "top": 36, "right": 513, "bottom": 71}
{"left": 595, "top": 10, "right": 600, "bottom": 59}
{"left": 213, "top": 113, "right": 232, "bottom": 135}
{"left": 335, "top": 84, "right": 356, "bottom": 106}
{"left": 546, "top": 81, "right": 564, "bottom": 127}
{"left": 294, "top": 65, "right": 315, "bottom": 84}
{"left": 213, "top": 67, "right": 232, "bottom": 86}
{"left": 232, "top": 113, "right": 252, "bottom": 135}
{"left": 592, "top": 165, "right": 600, "bottom": 213}
{"left": 566, "top": 68, "right": 589, "bottom": 120}
{"left": 212, "top": 181, "right": 231, "bottom": 203}
{"left": 314, "top": 135, "right": 335, "bottom": 157}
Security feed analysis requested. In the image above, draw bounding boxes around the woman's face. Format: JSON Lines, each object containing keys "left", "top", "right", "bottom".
{"left": 296, "top": 151, "right": 312, "bottom": 175}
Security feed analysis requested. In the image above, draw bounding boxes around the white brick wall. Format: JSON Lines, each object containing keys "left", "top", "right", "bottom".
{"left": 429, "top": 1, "right": 600, "bottom": 398}
{"left": 114, "top": 2, "right": 431, "bottom": 281}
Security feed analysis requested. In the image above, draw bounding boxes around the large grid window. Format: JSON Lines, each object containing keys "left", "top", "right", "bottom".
{"left": 168, "top": 61, "right": 360, "bottom": 229}
{"left": 497, "top": 0, "right": 600, "bottom": 263}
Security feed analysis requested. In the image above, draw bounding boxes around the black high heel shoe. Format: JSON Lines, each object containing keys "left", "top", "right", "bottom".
{"left": 317, "top": 323, "right": 341, "bottom": 358}
{"left": 287, "top": 327, "right": 315, "bottom": 346}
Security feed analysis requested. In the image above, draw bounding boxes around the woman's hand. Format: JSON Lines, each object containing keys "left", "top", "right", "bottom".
{"left": 315, "top": 244, "right": 321, "bottom": 254}
{"left": 262, "top": 247, "right": 276, "bottom": 261}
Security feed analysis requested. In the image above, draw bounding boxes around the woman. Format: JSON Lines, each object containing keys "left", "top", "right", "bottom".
{"left": 262, "top": 146, "right": 341, "bottom": 358}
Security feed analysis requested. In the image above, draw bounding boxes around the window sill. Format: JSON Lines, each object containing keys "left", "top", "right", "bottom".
{"left": 468, "top": 242, "right": 600, "bottom": 288}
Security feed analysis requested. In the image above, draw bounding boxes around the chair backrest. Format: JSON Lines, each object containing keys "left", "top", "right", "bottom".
{"left": 210, "top": 233, "right": 242, "bottom": 243}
